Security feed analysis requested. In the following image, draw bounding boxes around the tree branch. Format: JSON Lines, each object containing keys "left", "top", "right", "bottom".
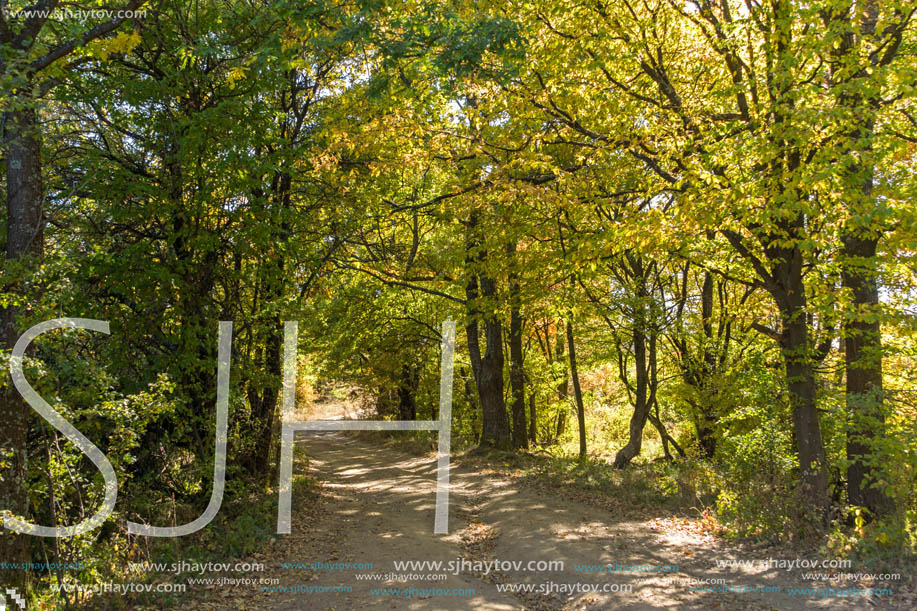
{"left": 28, "top": 0, "right": 146, "bottom": 76}
{"left": 751, "top": 322, "right": 782, "bottom": 343}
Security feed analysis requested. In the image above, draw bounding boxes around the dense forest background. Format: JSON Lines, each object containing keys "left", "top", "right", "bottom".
{"left": 1, "top": 0, "right": 916, "bottom": 606}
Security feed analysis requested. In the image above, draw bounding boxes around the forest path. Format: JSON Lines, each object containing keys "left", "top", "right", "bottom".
{"left": 187, "top": 401, "right": 894, "bottom": 610}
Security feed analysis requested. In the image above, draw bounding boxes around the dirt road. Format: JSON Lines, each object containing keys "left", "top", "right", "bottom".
{"left": 186, "top": 420, "right": 898, "bottom": 610}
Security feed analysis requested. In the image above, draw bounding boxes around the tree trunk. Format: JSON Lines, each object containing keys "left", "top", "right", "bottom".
{"left": 649, "top": 398, "right": 685, "bottom": 460}
{"left": 726, "top": 213, "right": 830, "bottom": 514}
{"left": 777, "top": 281, "right": 829, "bottom": 513}
{"left": 843, "top": 232, "right": 892, "bottom": 515}
{"left": 613, "top": 256, "right": 659, "bottom": 469}
{"left": 461, "top": 367, "right": 480, "bottom": 443}
{"left": 554, "top": 326, "right": 567, "bottom": 439}
{"left": 161, "top": 144, "right": 222, "bottom": 462}
{"left": 507, "top": 242, "right": 527, "bottom": 449}
{"left": 555, "top": 405, "right": 567, "bottom": 439}
{"left": 566, "top": 320, "right": 586, "bottom": 460}
{"left": 469, "top": 314, "right": 509, "bottom": 448}
{"left": 614, "top": 325, "right": 651, "bottom": 468}
{"left": 696, "top": 270, "right": 717, "bottom": 457}
{"left": 465, "top": 210, "right": 510, "bottom": 448}
{"left": 254, "top": 320, "right": 282, "bottom": 475}
{"left": 1, "top": 104, "right": 45, "bottom": 590}
{"left": 830, "top": 8, "right": 893, "bottom": 514}
{"left": 247, "top": 174, "right": 292, "bottom": 478}
{"left": 397, "top": 363, "right": 419, "bottom": 421}
{"left": 528, "top": 393, "right": 537, "bottom": 445}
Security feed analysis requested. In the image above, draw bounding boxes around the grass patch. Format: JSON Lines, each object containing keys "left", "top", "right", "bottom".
{"left": 457, "top": 448, "right": 720, "bottom": 519}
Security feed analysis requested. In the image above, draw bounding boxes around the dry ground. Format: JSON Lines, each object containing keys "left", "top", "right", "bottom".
{"left": 179, "top": 398, "right": 906, "bottom": 610}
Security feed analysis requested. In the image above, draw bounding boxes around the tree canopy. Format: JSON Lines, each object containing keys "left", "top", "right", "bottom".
{"left": 2, "top": 0, "right": 915, "bottom": 605}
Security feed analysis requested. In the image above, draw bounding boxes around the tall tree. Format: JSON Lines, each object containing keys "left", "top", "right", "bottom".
{"left": 1, "top": 0, "right": 143, "bottom": 588}
{"left": 823, "top": 0, "right": 913, "bottom": 517}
